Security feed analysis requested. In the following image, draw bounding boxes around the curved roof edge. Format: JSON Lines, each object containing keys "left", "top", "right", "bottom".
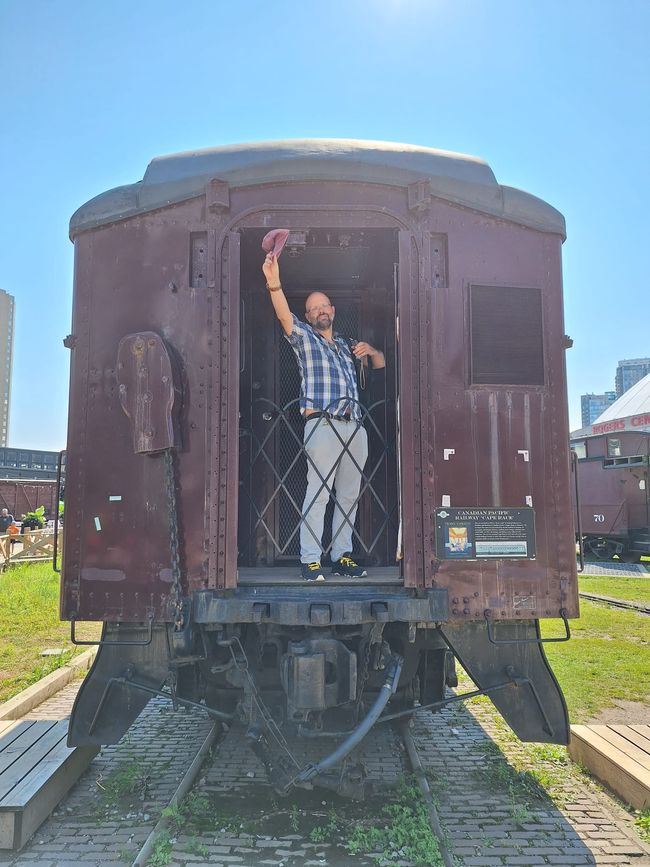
{"left": 69, "top": 138, "right": 566, "bottom": 239}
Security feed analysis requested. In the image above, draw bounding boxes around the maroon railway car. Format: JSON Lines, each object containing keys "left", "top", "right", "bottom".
{"left": 572, "top": 430, "right": 650, "bottom": 561}
{"left": 0, "top": 479, "right": 57, "bottom": 520}
{"left": 61, "top": 140, "right": 578, "bottom": 793}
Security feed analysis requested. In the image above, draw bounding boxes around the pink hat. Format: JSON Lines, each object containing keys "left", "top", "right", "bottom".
{"left": 262, "top": 229, "right": 290, "bottom": 258}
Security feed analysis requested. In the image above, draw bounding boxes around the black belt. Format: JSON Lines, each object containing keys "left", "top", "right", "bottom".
{"left": 304, "top": 411, "right": 353, "bottom": 422}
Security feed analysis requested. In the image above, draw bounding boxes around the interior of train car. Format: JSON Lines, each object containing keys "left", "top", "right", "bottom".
{"left": 237, "top": 227, "right": 401, "bottom": 581}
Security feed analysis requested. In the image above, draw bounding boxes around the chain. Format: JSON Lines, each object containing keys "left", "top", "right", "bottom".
{"left": 356, "top": 623, "right": 385, "bottom": 717}
{"left": 227, "top": 637, "right": 301, "bottom": 770}
{"left": 164, "top": 448, "right": 184, "bottom": 629}
{"left": 356, "top": 639, "right": 372, "bottom": 716}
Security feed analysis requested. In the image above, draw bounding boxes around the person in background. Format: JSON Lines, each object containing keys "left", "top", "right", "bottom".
{"left": 0, "top": 508, "right": 15, "bottom": 560}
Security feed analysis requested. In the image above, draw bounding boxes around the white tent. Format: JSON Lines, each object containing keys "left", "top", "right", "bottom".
{"left": 594, "top": 372, "right": 650, "bottom": 423}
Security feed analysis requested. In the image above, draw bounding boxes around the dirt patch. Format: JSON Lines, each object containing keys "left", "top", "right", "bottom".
{"left": 587, "top": 699, "right": 650, "bottom": 724}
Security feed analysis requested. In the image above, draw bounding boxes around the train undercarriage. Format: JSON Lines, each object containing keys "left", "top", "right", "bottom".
{"left": 581, "top": 529, "right": 650, "bottom": 563}
{"left": 68, "top": 590, "right": 570, "bottom": 797}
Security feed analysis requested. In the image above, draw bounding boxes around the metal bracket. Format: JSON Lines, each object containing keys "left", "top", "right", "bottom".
{"left": 518, "top": 449, "right": 530, "bottom": 462}
{"left": 407, "top": 179, "right": 432, "bottom": 212}
{"left": 206, "top": 177, "right": 230, "bottom": 213}
{"left": 443, "top": 449, "right": 455, "bottom": 461}
{"left": 484, "top": 611, "right": 571, "bottom": 645}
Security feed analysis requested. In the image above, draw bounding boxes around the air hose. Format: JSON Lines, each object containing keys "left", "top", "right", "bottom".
{"left": 295, "top": 653, "right": 403, "bottom": 784}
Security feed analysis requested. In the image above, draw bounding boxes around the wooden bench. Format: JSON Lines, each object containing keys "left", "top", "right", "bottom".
{"left": 569, "top": 724, "right": 650, "bottom": 809}
{"left": 0, "top": 719, "right": 97, "bottom": 849}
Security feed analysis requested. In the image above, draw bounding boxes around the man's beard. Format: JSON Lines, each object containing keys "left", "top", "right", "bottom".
{"left": 313, "top": 314, "right": 332, "bottom": 331}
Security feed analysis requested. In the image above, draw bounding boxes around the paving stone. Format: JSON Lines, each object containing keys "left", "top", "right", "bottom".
{"left": 7, "top": 670, "right": 650, "bottom": 867}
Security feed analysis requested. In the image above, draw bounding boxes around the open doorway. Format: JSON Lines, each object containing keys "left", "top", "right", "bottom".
{"left": 237, "top": 227, "right": 400, "bottom": 576}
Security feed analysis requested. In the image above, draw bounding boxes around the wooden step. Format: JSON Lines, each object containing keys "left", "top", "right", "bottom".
{"left": 0, "top": 719, "right": 98, "bottom": 850}
{"left": 569, "top": 724, "right": 650, "bottom": 809}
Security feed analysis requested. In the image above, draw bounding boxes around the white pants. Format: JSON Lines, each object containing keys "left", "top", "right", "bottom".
{"left": 300, "top": 417, "right": 369, "bottom": 563}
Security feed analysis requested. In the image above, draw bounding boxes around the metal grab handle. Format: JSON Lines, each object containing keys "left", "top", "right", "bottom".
{"left": 484, "top": 610, "right": 571, "bottom": 645}
{"left": 572, "top": 450, "right": 585, "bottom": 573}
{"left": 52, "top": 449, "right": 65, "bottom": 574}
{"left": 240, "top": 299, "right": 246, "bottom": 374}
{"left": 70, "top": 617, "right": 154, "bottom": 647}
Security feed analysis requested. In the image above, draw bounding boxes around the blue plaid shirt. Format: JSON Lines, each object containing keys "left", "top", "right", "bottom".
{"left": 285, "top": 314, "right": 360, "bottom": 420}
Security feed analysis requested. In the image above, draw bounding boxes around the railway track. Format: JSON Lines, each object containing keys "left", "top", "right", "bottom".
{"left": 129, "top": 715, "right": 456, "bottom": 867}
{"left": 7, "top": 677, "right": 650, "bottom": 865}
{"left": 579, "top": 590, "right": 650, "bottom": 614}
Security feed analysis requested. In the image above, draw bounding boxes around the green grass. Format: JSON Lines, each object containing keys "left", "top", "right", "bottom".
{"left": 579, "top": 574, "right": 649, "bottom": 606}
{"left": 542, "top": 597, "right": 650, "bottom": 721}
{"left": 148, "top": 833, "right": 172, "bottom": 867}
{"left": 0, "top": 562, "right": 100, "bottom": 703}
{"left": 636, "top": 809, "right": 650, "bottom": 842}
{"left": 345, "top": 780, "right": 444, "bottom": 866}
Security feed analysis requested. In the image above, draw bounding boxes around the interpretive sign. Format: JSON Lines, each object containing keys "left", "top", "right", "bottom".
{"left": 435, "top": 507, "right": 536, "bottom": 560}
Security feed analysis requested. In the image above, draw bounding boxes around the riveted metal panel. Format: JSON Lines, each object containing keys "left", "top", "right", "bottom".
{"left": 397, "top": 230, "right": 425, "bottom": 588}
{"left": 208, "top": 231, "right": 240, "bottom": 589}
{"left": 417, "top": 206, "right": 577, "bottom": 621}
{"left": 61, "top": 201, "right": 214, "bottom": 621}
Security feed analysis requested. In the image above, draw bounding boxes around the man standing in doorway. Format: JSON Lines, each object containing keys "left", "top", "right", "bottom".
{"left": 262, "top": 251, "right": 385, "bottom": 581}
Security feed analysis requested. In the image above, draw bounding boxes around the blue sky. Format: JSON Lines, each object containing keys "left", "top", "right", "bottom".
{"left": 1, "top": 0, "right": 648, "bottom": 448}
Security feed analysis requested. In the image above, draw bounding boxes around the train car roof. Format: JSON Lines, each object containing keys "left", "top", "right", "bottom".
{"left": 70, "top": 138, "right": 566, "bottom": 239}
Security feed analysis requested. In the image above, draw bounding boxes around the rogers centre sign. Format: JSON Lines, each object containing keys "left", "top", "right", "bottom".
{"left": 592, "top": 413, "right": 650, "bottom": 435}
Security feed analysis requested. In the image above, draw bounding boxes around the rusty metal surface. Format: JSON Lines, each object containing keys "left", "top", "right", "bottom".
{"left": 62, "top": 201, "right": 215, "bottom": 621}
{"left": 575, "top": 432, "right": 650, "bottom": 536}
{"left": 116, "top": 332, "right": 177, "bottom": 454}
{"left": 420, "top": 218, "right": 578, "bottom": 620}
{"left": 62, "top": 150, "right": 577, "bottom": 623}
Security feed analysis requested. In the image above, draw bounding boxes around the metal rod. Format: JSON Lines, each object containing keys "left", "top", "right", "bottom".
{"left": 377, "top": 680, "right": 515, "bottom": 723}
{"left": 71, "top": 617, "right": 154, "bottom": 647}
{"left": 89, "top": 676, "right": 234, "bottom": 734}
{"left": 52, "top": 449, "right": 65, "bottom": 573}
{"left": 572, "top": 450, "right": 585, "bottom": 573}
{"left": 484, "top": 610, "right": 571, "bottom": 645}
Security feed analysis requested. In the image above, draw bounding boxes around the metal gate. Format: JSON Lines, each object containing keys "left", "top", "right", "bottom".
{"left": 238, "top": 297, "right": 398, "bottom": 567}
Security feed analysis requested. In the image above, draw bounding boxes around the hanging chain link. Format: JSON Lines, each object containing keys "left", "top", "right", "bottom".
{"left": 356, "top": 622, "right": 385, "bottom": 717}
{"left": 356, "top": 638, "right": 372, "bottom": 716}
{"left": 227, "top": 637, "right": 301, "bottom": 770}
{"left": 164, "top": 448, "right": 185, "bottom": 629}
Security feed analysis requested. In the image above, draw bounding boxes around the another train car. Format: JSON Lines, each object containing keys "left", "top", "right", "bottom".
{"left": 0, "top": 478, "right": 58, "bottom": 521}
{"left": 572, "top": 430, "right": 650, "bottom": 562}
{"left": 61, "top": 140, "right": 578, "bottom": 793}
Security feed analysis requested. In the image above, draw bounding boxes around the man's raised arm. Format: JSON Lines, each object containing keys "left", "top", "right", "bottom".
{"left": 262, "top": 253, "right": 293, "bottom": 336}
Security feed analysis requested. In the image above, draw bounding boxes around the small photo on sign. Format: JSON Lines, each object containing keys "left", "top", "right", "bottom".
{"left": 445, "top": 524, "right": 473, "bottom": 558}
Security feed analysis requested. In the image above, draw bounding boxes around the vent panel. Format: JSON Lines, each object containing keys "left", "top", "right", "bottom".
{"left": 470, "top": 285, "right": 545, "bottom": 385}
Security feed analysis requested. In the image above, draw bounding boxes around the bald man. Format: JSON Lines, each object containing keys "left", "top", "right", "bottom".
{"left": 263, "top": 251, "right": 385, "bottom": 581}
